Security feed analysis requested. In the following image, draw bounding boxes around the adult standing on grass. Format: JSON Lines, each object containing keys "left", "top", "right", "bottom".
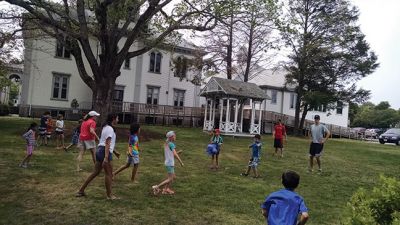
{"left": 76, "top": 114, "right": 121, "bottom": 200}
{"left": 308, "top": 115, "right": 330, "bottom": 173}
{"left": 273, "top": 119, "right": 287, "bottom": 158}
{"left": 76, "top": 111, "right": 100, "bottom": 171}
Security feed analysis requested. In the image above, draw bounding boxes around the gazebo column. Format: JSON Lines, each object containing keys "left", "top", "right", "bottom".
{"left": 225, "top": 98, "right": 230, "bottom": 132}
{"left": 212, "top": 97, "right": 216, "bottom": 128}
{"left": 219, "top": 98, "right": 223, "bottom": 129}
{"left": 258, "top": 101, "right": 262, "bottom": 134}
{"left": 250, "top": 100, "right": 255, "bottom": 134}
{"left": 203, "top": 98, "right": 208, "bottom": 130}
{"left": 240, "top": 100, "right": 244, "bottom": 133}
{"left": 234, "top": 98, "right": 238, "bottom": 133}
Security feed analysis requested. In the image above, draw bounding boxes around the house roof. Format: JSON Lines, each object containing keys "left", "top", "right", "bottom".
{"left": 200, "top": 77, "right": 270, "bottom": 100}
{"left": 234, "top": 67, "right": 296, "bottom": 91}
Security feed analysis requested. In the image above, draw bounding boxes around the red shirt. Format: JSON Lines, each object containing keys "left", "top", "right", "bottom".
{"left": 274, "top": 124, "right": 286, "bottom": 139}
{"left": 79, "top": 118, "right": 96, "bottom": 141}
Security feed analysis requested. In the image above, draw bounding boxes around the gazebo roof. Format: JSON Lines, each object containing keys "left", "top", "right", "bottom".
{"left": 200, "top": 77, "right": 270, "bottom": 100}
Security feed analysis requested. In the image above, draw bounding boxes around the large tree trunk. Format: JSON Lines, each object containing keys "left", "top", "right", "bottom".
{"left": 299, "top": 104, "right": 308, "bottom": 133}
{"left": 294, "top": 89, "right": 303, "bottom": 136}
{"left": 243, "top": 21, "right": 254, "bottom": 82}
{"left": 226, "top": 12, "right": 234, "bottom": 80}
{"left": 91, "top": 76, "right": 117, "bottom": 124}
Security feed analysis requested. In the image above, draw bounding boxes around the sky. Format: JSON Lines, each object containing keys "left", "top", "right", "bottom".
{"left": 351, "top": 0, "right": 400, "bottom": 109}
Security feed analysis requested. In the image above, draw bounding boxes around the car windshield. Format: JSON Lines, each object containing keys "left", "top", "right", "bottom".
{"left": 385, "top": 129, "right": 400, "bottom": 134}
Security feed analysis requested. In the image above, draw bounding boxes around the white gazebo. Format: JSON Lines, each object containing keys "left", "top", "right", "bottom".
{"left": 200, "top": 77, "right": 270, "bottom": 135}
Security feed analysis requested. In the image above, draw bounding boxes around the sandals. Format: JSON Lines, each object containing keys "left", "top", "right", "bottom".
{"left": 162, "top": 188, "right": 175, "bottom": 195}
{"left": 152, "top": 185, "right": 160, "bottom": 195}
{"left": 75, "top": 191, "right": 86, "bottom": 197}
{"left": 107, "top": 195, "right": 120, "bottom": 200}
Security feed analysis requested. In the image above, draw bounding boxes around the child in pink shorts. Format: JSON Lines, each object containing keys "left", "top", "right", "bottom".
{"left": 20, "top": 122, "right": 38, "bottom": 168}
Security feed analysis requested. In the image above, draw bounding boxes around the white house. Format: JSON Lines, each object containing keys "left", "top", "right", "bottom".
{"left": 237, "top": 68, "right": 349, "bottom": 128}
{"left": 20, "top": 34, "right": 202, "bottom": 118}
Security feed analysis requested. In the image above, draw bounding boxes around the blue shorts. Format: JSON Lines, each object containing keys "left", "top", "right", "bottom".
{"left": 166, "top": 166, "right": 175, "bottom": 174}
{"left": 95, "top": 146, "right": 113, "bottom": 162}
{"left": 248, "top": 157, "right": 260, "bottom": 168}
{"left": 71, "top": 134, "right": 79, "bottom": 145}
{"left": 309, "top": 143, "right": 324, "bottom": 157}
{"left": 127, "top": 154, "right": 139, "bottom": 165}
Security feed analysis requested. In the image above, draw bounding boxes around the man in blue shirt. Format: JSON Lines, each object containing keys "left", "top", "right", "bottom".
{"left": 261, "top": 171, "right": 309, "bottom": 225}
{"left": 309, "top": 115, "right": 330, "bottom": 173}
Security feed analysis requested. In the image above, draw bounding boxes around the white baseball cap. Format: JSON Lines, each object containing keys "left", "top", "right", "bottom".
{"left": 166, "top": 131, "right": 175, "bottom": 138}
{"left": 88, "top": 111, "right": 100, "bottom": 117}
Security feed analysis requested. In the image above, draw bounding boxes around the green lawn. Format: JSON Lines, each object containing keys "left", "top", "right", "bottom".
{"left": 0, "top": 117, "right": 399, "bottom": 225}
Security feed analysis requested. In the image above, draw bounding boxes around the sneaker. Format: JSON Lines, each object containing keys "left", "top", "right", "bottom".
{"left": 240, "top": 173, "right": 249, "bottom": 176}
{"left": 21, "top": 164, "right": 28, "bottom": 168}
{"left": 307, "top": 168, "right": 313, "bottom": 173}
{"left": 318, "top": 168, "right": 322, "bottom": 173}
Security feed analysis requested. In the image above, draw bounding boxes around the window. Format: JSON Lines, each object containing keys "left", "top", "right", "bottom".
{"left": 55, "top": 37, "right": 71, "bottom": 59}
{"left": 289, "top": 93, "right": 296, "bottom": 109}
{"left": 52, "top": 73, "right": 69, "bottom": 100}
{"left": 174, "top": 56, "right": 188, "bottom": 78}
{"left": 337, "top": 101, "right": 343, "bottom": 114}
{"left": 113, "top": 86, "right": 124, "bottom": 102}
{"left": 271, "top": 90, "right": 277, "bottom": 104}
{"left": 149, "top": 52, "right": 162, "bottom": 73}
{"left": 147, "top": 86, "right": 160, "bottom": 105}
{"left": 124, "top": 58, "right": 130, "bottom": 69}
{"left": 173, "top": 89, "right": 185, "bottom": 107}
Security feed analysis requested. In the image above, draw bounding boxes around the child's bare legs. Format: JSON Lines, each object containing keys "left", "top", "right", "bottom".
{"left": 252, "top": 167, "right": 259, "bottom": 177}
{"left": 90, "top": 148, "right": 96, "bottom": 164}
{"left": 103, "top": 161, "right": 116, "bottom": 199}
{"left": 56, "top": 134, "right": 60, "bottom": 148}
{"left": 215, "top": 154, "right": 219, "bottom": 169}
{"left": 20, "top": 154, "right": 32, "bottom": 167}
{"left": 210, "top": 155, "right": 215, "bottom": 168}
{"left": 76, "top": 146, "right": 85, "bottom": 171}
{"left": 60, "top": 134, "right": 65, "bottom": 148}
{"left": 113, "top": 163, "right": 130, "bottom": 180}
{"left": 131, "top": 164, "right": 139, "bottom": 182}
{"left": 77, "top": 161, "right": 102, "bottom": 194}
{"left": 153, "top": 173, "right": 175, "bottom": 194}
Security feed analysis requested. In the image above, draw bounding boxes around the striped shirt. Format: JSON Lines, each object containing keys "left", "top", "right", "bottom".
{"left": 23, "top": 129, "right": 36, "bottom": 146}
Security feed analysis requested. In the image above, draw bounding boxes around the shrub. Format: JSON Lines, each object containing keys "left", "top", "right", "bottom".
{"left": 344, "top": 176, "right": 400, "bottom": 225}
{"left": 0, "top": 104, "right": 9, "bottom": 116}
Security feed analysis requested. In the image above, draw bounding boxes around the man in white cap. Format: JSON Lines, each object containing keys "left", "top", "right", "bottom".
{"left": 308, "top": 115, "right": 330, "bottom": 173}
{"left": 76, "top": 111, "right": 100, "bottom": 171}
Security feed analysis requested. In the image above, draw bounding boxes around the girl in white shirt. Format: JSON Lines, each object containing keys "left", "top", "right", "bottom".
{"left": 76, "top": 114, "right": 121, "bottom": 200}
{"left": 55, "top": 114, "right": 65, "bottom": 149}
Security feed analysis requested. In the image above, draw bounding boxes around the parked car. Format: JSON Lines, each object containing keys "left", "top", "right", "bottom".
{"left": 351, "top": 127, "right": 366, "bottom": 135}
{"left": 365, "top": 128, "right": 383, "bottom": 139}
{"left": 379, "top": 128, "right": 400, "bottom": 145}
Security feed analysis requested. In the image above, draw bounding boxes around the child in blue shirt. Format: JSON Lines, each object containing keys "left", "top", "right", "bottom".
{"left": 241, "top": 134, "right": 262, "bottom": 178}
{"left": 261, "top": 171, "right": 309, "bottom": 225}
{"left": 206, "top": 128, "right": 223, "bottom": 170}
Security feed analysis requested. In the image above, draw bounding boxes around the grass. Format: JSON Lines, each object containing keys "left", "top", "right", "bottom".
{"left": 0, "top": 117, "right": 399, "bottom": 225}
